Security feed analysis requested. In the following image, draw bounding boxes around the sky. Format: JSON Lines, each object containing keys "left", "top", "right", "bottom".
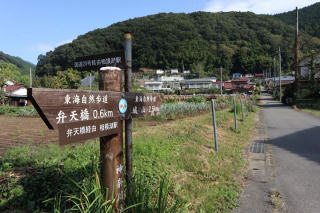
{"left": 0, "top": 0, "right": 318, "bottom": 65}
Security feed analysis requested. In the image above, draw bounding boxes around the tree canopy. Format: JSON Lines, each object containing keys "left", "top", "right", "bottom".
{"left": 36, "top": 9, "right": 320, "bottom": 78}
{"left": 0, "top": 63, "right": 21, "bottom": 87}
{"left": 0, "top": 52, "right": 35, "bottom": 76}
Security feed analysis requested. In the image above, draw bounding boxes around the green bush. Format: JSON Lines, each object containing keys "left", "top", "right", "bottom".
{"left": 0, "top": 106, "right": 37, "bottom": 116}
{"left": 184, "top": 96, "right": 206, "bottom": 103}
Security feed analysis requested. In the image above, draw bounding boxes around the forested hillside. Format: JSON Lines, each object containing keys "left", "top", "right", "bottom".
{"left": 36, "top": 9, "right": 320, "bottom": 77}
{"left": 275, "top": 2, "right": 320, "bottom": 39}
{"left": 0, "top": 51, "right": 35, "bottom": 76}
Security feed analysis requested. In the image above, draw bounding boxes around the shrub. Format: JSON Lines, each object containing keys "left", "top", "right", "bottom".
{"left": 184, "top": 96, "right": 206, "bottom": 103}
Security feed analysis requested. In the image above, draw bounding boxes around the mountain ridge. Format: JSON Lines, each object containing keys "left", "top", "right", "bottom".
{"left": 36, "top": 3, "right": 320, "bottom": 77}
{"left": 0, "top": 51, "right": 35, "bottom": 76}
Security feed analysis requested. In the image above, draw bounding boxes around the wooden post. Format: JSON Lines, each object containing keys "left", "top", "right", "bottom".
{"left": 245, "top": 97, "right": 249, "bottom": 117}
{"left": 210, "top": 100, "right": 218, "bottom": 152}
{"left": 233, "top": 96, "right": 237, "bottom": 130}
{"left": 99, "top": 67, "right": 124, "bottom": 211}
{"left": 240, "top": 97, "right": 244, "bottom": 121}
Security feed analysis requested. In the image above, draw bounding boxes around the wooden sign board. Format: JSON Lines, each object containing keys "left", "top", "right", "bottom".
{"left": 28, "top": 88, "right": 162, "bottom": 144}
{"left": 74, "top": 51, "right": 125, "bottom": 70}
{"left": 58, "top": 117, "right": 121, "bottom": 145}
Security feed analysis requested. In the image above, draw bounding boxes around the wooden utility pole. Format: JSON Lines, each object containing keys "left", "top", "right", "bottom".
{"left": 220, "top": 67, "right": 223, "bottom": 95}
{"left": 294, "top": 7, "right": 299, "bottom": 104}
{"left": 99, "top": 67, "right": 124, "bottom": 211}
{"left": 279, "top": 47, "right": 282, "bottom": 102}
{"left": 29, "top": 67, "right": 32, "bottom": 88}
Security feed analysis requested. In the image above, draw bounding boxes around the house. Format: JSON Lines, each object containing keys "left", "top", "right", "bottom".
{"left": 81, "top": 75, "right": 95, "bottom": 87}
{"left": 212, "top": 81, "right": 224, "bottom": 89}
{"left": 155, "top": 75, "right": 184, "bottom": 90}
{"left": 170, "top": 69, "right": 179, "bottom": 74}
{"left": 144, "top": 81, "right": 163, "bottom": 91}
{"left": 223, "top": 77, "right": 255, "bottom": 93}
{"left": 245, "top": 74, "right": 254, "bottom": 79}
{"left": 183, "top": 77, "right": 217, "bottom": 89}
{"left": 254, "top": 73, "right": 264, "bottom": 79}
{"left": 183, "top": 70, "right": 190, "bottom": 75}
{"left": 299, "top": 54, "right": 320, "bottom": 80}
{"left": 232, "top": 73, "right": 242, "bottom": 79}
{"left": 231, "top": 77, "right": 250, "bottom": 92}
{"left": 156, "top": 69, "right": 165, "bottom": 75}
{"left": 224, "top": 81, "right": 233, "bottom": 92}
{"left": 5, "top": 84, "right": 29, "bottom": 106}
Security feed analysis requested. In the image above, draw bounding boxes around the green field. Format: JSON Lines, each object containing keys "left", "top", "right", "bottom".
{"left": 0, "top": 103, "right": 258, "bottom": 212}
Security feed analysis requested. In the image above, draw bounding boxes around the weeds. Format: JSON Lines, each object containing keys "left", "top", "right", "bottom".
{"left": 0, "top": 101, "right": 259, "bottom": 212}
{"left": 0, "top": 105, "right": 37, "bottom": 116}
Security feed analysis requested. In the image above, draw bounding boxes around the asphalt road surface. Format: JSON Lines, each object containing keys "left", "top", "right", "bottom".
{"left": 263, "top": 93, "right": 320, "bottom": 212}
{"left": 235, "top": 93, "right": 320, "bottom": 213}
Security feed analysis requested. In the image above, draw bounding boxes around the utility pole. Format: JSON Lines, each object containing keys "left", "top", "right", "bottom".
{"left": 294, "top": 7, "right": 299, "bottom": 104}
{"left": 89, "top": 73, "right": 92, "bottom": 90}
{"left": 124, "top": 32, "right": 134, "bottom": 198}
{"left": 279, "top": 47, "right": 282, "bottom": 102}
{"left": 220, "top": 66, "right": 223, "bottom": 95}
{"left": 273, "top": 56, "right": 276, "bottom": 83}
{"left": 29, "top": 67, "right": 32, "bottom": 88}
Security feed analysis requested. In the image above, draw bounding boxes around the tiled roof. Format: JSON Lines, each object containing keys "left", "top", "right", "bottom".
{"left": 254, "top": 73, "right": 264, "bottom": 77}
{"left": 5, "top": 84, "right": 25, "bottom": 94}
{"left": 231, "top": 77, "right": 249, "bottom": 82}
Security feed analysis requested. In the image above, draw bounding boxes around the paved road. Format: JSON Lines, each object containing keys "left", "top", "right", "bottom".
{"left": 263, "top": 94, "right": 320, "bottom": 212}
{"left": 235, "top": 93, "right": 320, "bottom": 213}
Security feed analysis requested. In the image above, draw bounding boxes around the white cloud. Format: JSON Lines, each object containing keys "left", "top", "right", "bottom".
{"left": 36, "top": 43, "right": 54, "bottom": 53}
{"left": 35, "top": 39, "right": 72, "bottom": 54}
{"left": 204, "top": 0, "right": 320, "bottom": 14}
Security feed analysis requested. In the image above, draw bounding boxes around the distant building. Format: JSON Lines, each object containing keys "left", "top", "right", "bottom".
{"left": 183, "top": 77, "right": 217, "bottom": 89}
{"left": 81, "top": 75, "right": 95, "bottom": 87}
{"left": 170, "top": 69, "right": 179, "bottom": 74}
{"left": 156, "top": 76, "right": 184, "bottom": 82}
{"left": 183, "top": 70, "right": 190, "bottom": 75}
{"left": 212, "top": 81, "right": 224, "bottom": 89}
{"left": 299, "top": 54, "right": 320, "bottom": 80}
{"left": 156, "top": 69, "right": 165, "bottom": 75}
{"left": 232, "top": 73, "right": 243, "bottom": 79}
{"left": 144, "top": 81, "right": 163, "bottom": 91}
{"left": 223, "top": 77, "right": 255, "bottom": 93}
{"left": 245, "top": 74, "right": 254, "bottom": 79}
{"left": 5, "top": 84, "right": 29, "bottom": 106}
{"left": 254, "top": 73, "right": 264, "bottom": 79}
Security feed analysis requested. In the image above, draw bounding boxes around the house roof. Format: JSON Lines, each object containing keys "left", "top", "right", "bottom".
{"left": 81, "top": 75, "right": 95, "bottom": 87}
{"left": 224, "top": 82, "right": 233, "bottom": 90}
{"left": 254, "top": 73, "right": 264, "bottom": 77}
{"left": 231, "top": 77, "right": 249, "bottom": 82}
{"left": 145, "top": 81, "right": 162, "bottom": 85}
{"left": 5, "top": 84, "right": 25, "bottom": 94}
{"left": 184, "top": 77, "right": 216, "bottom": 84}
{"left": 212, "top": 81, "right": 224, "bottom": 84}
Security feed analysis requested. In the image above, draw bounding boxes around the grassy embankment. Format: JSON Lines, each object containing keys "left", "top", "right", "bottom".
{"left": 0, "top": 100, "right": 258, "bottom": 212}
{"left": 294, "top": 102, "right": 320, "bottom": 117}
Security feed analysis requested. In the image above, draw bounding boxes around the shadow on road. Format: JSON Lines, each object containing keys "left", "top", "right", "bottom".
{"left": 265, "top": 126, "right": 320, "bottom": 164}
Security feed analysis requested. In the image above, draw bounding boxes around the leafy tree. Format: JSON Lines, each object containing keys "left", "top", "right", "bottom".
{"left": 0, "top": 63, "right": 21, "bottom": 87}
{"left": 17, "top": 75, "right": 31, "bottom": 87}
{"left": 53, "top": 68, "right": 81, "bottom": 89}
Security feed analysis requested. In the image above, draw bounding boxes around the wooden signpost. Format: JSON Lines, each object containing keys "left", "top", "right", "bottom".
{"left": 28, "top": 88, "right": 161, "bottom": 145}
{"left": 28, "top": 35, "right": 162, "bottom": 211}
{"left": 74, "top": 51, "right": 125, "bottom": 70}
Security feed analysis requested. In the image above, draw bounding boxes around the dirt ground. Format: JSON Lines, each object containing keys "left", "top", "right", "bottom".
{"left": 0, "top": 115, "right": 166, "bottom": 155}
